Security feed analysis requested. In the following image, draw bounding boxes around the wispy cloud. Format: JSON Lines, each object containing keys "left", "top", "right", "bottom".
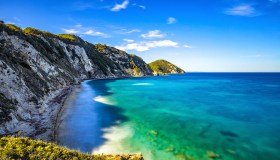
{"left": 111, "top": 0, "right": 129, "bottom": 12}
{"left": 138, "top": 5, "right": 146, "bottom": 9}
{"left": 13, "top": 17, "right": 21, "bottom": 22}
{"left": 141, "top": 30, "right": 165, "bottom": 38}
{"left": 132, "top": 3, "right": 146, "bottom": 9}
{"left": 167, "top": 17, "right": 176, "bottom": 24}
{"left": 4, "top": 17, "right": 21, "bottom": 25}
{"left": 183, "top": 44, "right": 193, "bottom": 48}
{"left": 62, "top": 28, "right": 79, "bottom": 34}
{"left": 115, "top": 40, "right": 178, "bottom": 52}
{"left": 123, "top": 39, "right": 134, "bottom": 43}
{"left": 269, "top": 0, "right": 280, "bottom": 3}
{"left": 116, "top": 28, "right": 141, "bottom": 34}
{"left": 62, "top": 25, "right": 108, "bottom": 38}
{"left": 248, "top": 54, "right": 262, "bottom": 58}
{"left": 84, "top": 30, "right": 107, "bottom": 37}
{"left": 72, "top": 1, "right": 94, "bottom": 10}
{"left": 5, "top": 21, "right": 16, "bottom": 24}
{"left": 225, "top": 4, "right": 259, "bottom": 17}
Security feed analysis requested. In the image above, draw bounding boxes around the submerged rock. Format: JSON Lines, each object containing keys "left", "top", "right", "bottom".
{"left": 220, "top": 130, "right": 238, "bottom": 138}
{"left": 207, "top": 151, "right": 220, "bottom": 159}
{"left": 150, "top": 130, "right": 158, "bottom": 136}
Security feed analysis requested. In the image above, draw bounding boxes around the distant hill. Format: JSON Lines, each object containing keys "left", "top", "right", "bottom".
{"left": 149, "top": 59, "right": 185, "bottom": 75}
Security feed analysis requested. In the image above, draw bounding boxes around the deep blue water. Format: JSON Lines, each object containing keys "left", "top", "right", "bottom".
{"left": 58, "top": 73, "right": 280, "bottom": 160}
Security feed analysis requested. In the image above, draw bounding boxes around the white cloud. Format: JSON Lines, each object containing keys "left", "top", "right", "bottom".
{"left": 62, "top": 28, "right": 79, "bottom": 34}
{"left": 183, "top": 44, "right": 193, "bottom": 48}
{"left": 5, "top": 21, "right": 16, "bottom": 24}
{"left": 13, "top": 17, "right": 21, "bottom": 22}
{"left": 269, "top": 0, "right": 280, "bottom": 3}
{"left": 115, "top": 40, "right": 178, "bottom": 52}
{"left": 111, "top": 0, "right": 129, "bottom": 12}
{"left": 138, "top": 5, "right": 146, "bottom": 9}
{"left": 141, "top": 30, "right": 165, "bottom": 38}
{"left": 75, "top": 24, "right": 83, "bottom": 28}
{"left": 132, "top": 3, "right": 146, "bottom": 9}
{"left": 84, "top": 30, "right": 107, "bottom": 37}
{"left": 167, "top": 17, "right": 176, "bottom": 24}
{"left": 123, "top": 39, "right": 134, "bottom": 43}
{"left": 62, "top": 25, "right": 108, "bottom": 37}
{"left": 123, "top": 29, "right": 141, "bottom": 34}
{"left": 225, "top": 4, "right": 259, "bottom": 17}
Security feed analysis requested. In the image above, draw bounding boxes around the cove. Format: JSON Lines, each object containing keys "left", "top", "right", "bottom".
{"left": 58, "top": 73, "right": 280, "bottom": 160}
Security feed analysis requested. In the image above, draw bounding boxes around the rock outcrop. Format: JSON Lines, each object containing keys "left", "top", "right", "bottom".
{"left": 0, "top": 22, "right": 153, "bottom": 140}
{"left": 149, "top": 59, "right": 185, "bottom": 75}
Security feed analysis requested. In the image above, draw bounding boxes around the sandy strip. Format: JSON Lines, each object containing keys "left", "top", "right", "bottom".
{"left": 52, "top": 85, "right": 81, "bottom": 143}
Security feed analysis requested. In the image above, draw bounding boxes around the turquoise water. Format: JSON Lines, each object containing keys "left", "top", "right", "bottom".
{"left": 58, "top": 73, "right": 280, "bottom": 160}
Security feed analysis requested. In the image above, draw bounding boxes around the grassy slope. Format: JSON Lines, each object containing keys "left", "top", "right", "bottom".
{"left": 0, "top": 137, "right": 143, "bottom": 160}
{"left": 149, "top": 59, "right": 185, "bottom": 75}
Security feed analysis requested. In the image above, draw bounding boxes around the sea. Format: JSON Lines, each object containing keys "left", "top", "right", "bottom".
{"left": 58, "top": 73, "right": 280, "bottom": 160}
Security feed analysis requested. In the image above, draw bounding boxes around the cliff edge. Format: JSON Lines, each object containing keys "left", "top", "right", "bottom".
{"left": 0, "top": 22, "right": 152, "bottom": 140}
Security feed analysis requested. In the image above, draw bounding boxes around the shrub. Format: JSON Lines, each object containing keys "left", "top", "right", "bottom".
{"left": 57, "top": 34, "right": 78, "bottom": 42}
{"left": 94, "top": 43, "right": 107, "bottom": 53}
{"left": 0, "top": 137, "right": 143, "bottom": 160}
{"left": 23, "top": 27, "right": 54, "bottom": 37}
{"left": 6, "top": 24, "right": 22, "bottom": 32}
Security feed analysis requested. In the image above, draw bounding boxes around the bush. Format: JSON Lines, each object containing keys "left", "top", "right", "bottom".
{"left": 94, "top": 43, "right": 107, "bottom": 53}
{"left": 23, "top": 27, "right": 54, "bottom": 37}
{"left": 0, "top": 137, "right": 143, "bottom": 160}
{"left": 6, "top": 24, "right": 22, "bottom": 32}
{"left": 57, "top": 34, "right": 78, "bottom": 42}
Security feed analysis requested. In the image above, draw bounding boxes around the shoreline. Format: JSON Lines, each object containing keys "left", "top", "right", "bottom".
{"left": 52, "top": 85, "right": 81, "bottom": 143}
{"left": 52, "top": 75, "right": 134, "bottom": 144}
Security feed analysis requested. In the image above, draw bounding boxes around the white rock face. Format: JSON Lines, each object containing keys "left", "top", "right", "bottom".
{"left": 0, "top": 26, "right": 152, "bottom": 141}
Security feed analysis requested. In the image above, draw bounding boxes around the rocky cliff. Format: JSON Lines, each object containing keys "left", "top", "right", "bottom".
{"left": 149, "top": 59, "right": 185, "bottom": 75}
{"left": 0, "top": 22, "right": 153, "bottom": 140}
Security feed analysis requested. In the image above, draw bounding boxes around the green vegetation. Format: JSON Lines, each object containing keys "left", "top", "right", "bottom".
{"left": 5, "top": 24, "right": 21, "bottom": 32}
{"left": 23, "top": 27, "right": 54, "bottom": 37}
{"left": 0, "top": 20, "right": 4, "bottom": 24}
{"left": 149, "top": 59, "right": 185, "bottom": 75}
{"left": 57, "top": 34, "right": 78, "bottom": 42}
{"left": 0, "top": 137, "right": 143, "bottom": 160}
{"left": 95, "top": 43, "right": 107, "bottom": 53}
{"left": 130, "top": 60, "right": 141, "bottom": 74}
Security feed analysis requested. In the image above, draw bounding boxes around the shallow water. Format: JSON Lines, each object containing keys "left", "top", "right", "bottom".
{"left": 58, "top": 73, "right": 280, "bottom": 160}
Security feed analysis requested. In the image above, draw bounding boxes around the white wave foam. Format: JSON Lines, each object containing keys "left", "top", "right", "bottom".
{"left": 93, "top": 96, "right": 115, "bottom": 105}
{"left": 92, "top": 124, "right": 133, "bottom": 154}
{"left": 132, "top": 83, "right": 153, "bottom": 86}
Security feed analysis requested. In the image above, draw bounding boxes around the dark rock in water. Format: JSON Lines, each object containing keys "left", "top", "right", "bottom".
{"left": 198, "top": 123, "right": 212, "bottom": 137}
{"left": 207, "top": 151, "right": 220, "bottom": 159}
{"left": 220, "top": 130, "right": 238, "bottom": 138}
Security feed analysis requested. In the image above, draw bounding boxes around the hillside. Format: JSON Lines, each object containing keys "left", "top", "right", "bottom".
{"left": 0, "top": 21, "right": 153, "bottom": 140}
{"left": 0, "top": 136, "right": 143, "bottom": 160}
{"left": 149, "top": 59, "right": 185, "bottom": 75}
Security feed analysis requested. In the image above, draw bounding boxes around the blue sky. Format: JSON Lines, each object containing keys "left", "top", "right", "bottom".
{"left": 0, "top": 0, "right": 280, "bottom": 72}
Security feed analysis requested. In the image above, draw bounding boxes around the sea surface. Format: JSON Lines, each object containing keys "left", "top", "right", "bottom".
{"left": 58, "top": 73, "right": 280, "bottom": 160}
